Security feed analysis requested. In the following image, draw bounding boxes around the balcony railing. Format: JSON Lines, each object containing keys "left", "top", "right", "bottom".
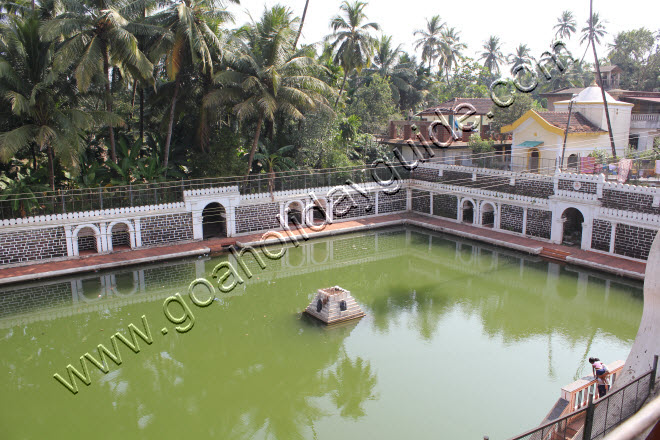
{"left": 630, "top": 113, "right": 659, "bottom": 122}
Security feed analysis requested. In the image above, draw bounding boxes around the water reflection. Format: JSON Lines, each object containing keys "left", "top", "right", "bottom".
{"left": 0, "top": 227, "right": 644, "bottom": 440}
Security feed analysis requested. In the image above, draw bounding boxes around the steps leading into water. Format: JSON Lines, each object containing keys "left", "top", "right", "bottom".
{"left": 540, "top": 247, "right": 572, "bottom": 262}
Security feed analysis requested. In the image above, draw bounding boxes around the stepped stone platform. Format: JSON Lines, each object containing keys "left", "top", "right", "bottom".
{"left": 304, "top": 286, "right": 365, "bottom": 325}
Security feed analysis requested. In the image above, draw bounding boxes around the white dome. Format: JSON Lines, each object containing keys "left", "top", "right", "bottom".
{"left": 573, "top": 84, "right": 618, "bottom": 103}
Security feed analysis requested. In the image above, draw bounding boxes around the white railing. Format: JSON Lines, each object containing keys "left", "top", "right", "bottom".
{"left": 240, "top": 181, "right": 409, "bottom": 202}
{"left": 598, "top": 207, "right": 660, "bottom": 227}
{"left": 411, "top": 179, "right": 549, "bottom": 207}
{"left": 561, "top": 361, "right": 625, "bottom": 411}
{"left": 0, "top": 202, "right": 186, "bottom": 227}
{"left": 603, "top": 181, "right": 660, "bottom": 196}
{"left": 555, "top": 189, "right": 600, "bottom": 201}
{"left": 555, "top": 172, "right": 605, "bottom": 183}
{"left": 183, "top": 185, "right": 239, "bottom": 197}
{"left": 631, "top": 114, "right": 659, "bottom": 122}
{"left": 419, "top": 163, "right": 554, "bottom": 182}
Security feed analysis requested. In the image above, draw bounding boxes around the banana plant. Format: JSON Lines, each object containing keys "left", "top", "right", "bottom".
{"left": 0, "top": 168, "right": 49, "bottom": 218}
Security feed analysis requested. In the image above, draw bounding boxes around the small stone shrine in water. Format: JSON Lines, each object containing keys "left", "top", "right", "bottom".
{"left": 304, "top": 286, "right": 365, "bottom": 325}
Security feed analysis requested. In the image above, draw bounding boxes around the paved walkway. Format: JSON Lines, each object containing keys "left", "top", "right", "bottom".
{"left": 0, "top": 213, "right": 646, "bottom": 285}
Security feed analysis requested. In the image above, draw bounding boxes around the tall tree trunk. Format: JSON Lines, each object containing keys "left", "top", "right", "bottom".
{"left": 130, "top": 80, "right": 138, "bottom": 113}
{"left": 334, "top": 70, "right": 349, "bottom": 108}
{"left": 46, "top": 144, "right": 55, "bottom": 191}
{"left": 163, "top": 78, "right": 180, "bottom": 171}
{"left": 31, "top": 144, "right": 38, "bottom": 170}
{"left": 245, "top": 115, "right": 264, "bottom": 176}
{"left": 139, "top": 88, "right": 144, "bottom": 142}
{"left": 102, "top": 46, "right": 117, "bottom": 163}
{"left": 293, "top": 0, "right": 310, "bottom": 50}
{"left": 163, "top": 75, "right": 181, "bottom": 176}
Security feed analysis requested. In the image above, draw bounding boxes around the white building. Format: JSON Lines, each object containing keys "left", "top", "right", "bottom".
{"left": 503, "top": 85, "right": 633, "bottom": 172}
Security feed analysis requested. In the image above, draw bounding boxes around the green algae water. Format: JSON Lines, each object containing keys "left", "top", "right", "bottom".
{"left": 0, "top": 227, "right": 643, "bottom": 439}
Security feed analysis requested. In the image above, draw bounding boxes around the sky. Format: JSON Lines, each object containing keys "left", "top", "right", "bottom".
{"left": 228, "top": 0, "right": 660, "bottom": 67}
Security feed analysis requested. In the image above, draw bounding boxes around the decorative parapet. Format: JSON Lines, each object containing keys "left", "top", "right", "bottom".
{"left": 554, "top": 172, "right": 605, "bottom": 183}
{"left": 183, "top": 185, "right": 239, "bottom": 198}
{"left": 598, "top": 207, "right": 660, "bottom": 228}
{"left": 0, "top": 202, "right": 186, "bottom": 228}
{"left": 419, "top": 162, "right": 554, "bottom": 182}
{"left": 410, "top": 179, "right": 549, "bottom": 207}
{"left": 603, "top": 181, "right": 660, "bottom": 195}
{"left": 239, "top": 181, "right": 410, "bottom": 203}
{"left": 554, "top": 189, "right": 600, "bottom": 201}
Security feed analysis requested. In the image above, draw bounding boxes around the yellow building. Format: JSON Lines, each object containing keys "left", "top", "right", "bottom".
{"left": 502, "top": 85, "right": 633, "bottom": 173}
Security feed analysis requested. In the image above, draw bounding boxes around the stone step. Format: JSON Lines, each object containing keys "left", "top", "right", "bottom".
{"left": 540, "top": 247, "right": 572, "bottom": 262}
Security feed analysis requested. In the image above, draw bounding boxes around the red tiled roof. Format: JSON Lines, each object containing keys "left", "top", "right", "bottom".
{"left": 419, "top": 98, "right": 494, "bottom": 116}
{"left": 537, "top": 111, "right": 605, "bottom": 133}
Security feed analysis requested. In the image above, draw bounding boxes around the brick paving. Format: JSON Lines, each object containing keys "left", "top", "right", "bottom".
{"left": 0, "top": 213, "right": 646, "bottom": 284}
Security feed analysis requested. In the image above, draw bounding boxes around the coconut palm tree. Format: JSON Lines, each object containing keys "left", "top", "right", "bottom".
{"left": 328, "top": 0, "right": 379, "bottom": 107}
{"left": 580, "top": 12, "right": 607, "bottom": 46}
{"left": 413, "top": 15, "right": 444, "bottom": 70}
{"left": 254, "top": 144, "right": 295, "bottom": 200}
{"left": 148, "top": 0, "right": 236, "bottom": 173}
{"left": 364, "top": 35, "right": 415, "bottom": 107}
{"left": 41, "top": 0, "right": 153, "bottom": 163}
{"left": 438, "top": 27, "right": 465, "bottom": 83}
{"left": 292, "top": 0, "right": 308, "bottom": 50}
{"left": 479, "top": 35, "right": 504, "bottom": 76}
{"left": 508, "top": 43, "right": 534, "bottom": 72}
{"left": 204, "top": 5, "right": 333, "bottom": 175}
{"left": 554, "top": 10, "right": 577, "bottom": 40}
{"left": 0, "top": 14, "right": 102, "bottom": 190}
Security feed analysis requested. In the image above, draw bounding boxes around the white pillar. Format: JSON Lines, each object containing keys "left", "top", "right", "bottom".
{"left": 191, "top": 203, "right": 204, "bottom": 240}
{"left": 429, "top": 193, "right": 433, "bottom": 215}
{"left": 64, "top": 225, "right": 74, "bottom": 257}
{"left": 134, "top": 218, "right": 143, "bottom": 247}
{"left": 227, "top": 205, "right": 237, "bottom": 237}
{"left": 550, "top": 211, "right": 564, "bottom": 244}
{"left": 375, "top": 191, "right": 379, "bottom": 215}
{"left": 609, "top": 222, "right": 617, "bottom": 254}
{"left": 581, "top": 220, "right": 592, "bottom": 251}
{"left": 522, "top": 207, "right": 528, "bottom": 236}
{"left": 99, "top": 222, "right": 108, "bottom": 252}
{"left": 406, "top": 187, "right": 412, "bottom": 211}
{"left": 457, "top": 198, "right": 463, "bottom": 222}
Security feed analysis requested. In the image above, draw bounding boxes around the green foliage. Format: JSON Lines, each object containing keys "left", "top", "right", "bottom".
{"left": 338, "top": 115, "right": 361, "bottom": 143}
{"left": 347, "top": 74, "right": 398, "bottom": 134}
{"left": 426, "top": 59, "right": 490, "bottom": 104}
{"left": 489, "top": 93, "right": 539, "bottom": 136}
{"left": 0, "top": 168, "right": 49, "bottom": 217}
{"left": 588, "top": 148, "right": 614, "bottom": 164}
{"left": 0, "top": 0, "right": 656, "bottom": 203}
{"left": 607, "top": 28, "right": 659, "bottom": 91}
{"left": 467, "top": 133, "right": 495, "bottom": 154}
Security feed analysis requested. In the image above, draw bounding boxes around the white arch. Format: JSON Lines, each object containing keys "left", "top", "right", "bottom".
{"left": 480, "top": 201, "right": 497, "bottom": 227}
{"left": 305, "top": 197, "right": 330, "bottom": 226}
{"left": 284, "top": 200, "right": 305, "bottom": 226}
{"left": 201, "top": 202, "right": 227, "bottom": 239}
{"left": 106, "top": 220, "right": 136, "bottom": 252}
{"left": 72, "top": 224, "right": 103, "bottom": 256}
{"left": 459, "top": 198, "right": 477, "bottom": 223}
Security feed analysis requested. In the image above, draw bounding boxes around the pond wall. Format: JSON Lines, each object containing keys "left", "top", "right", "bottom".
{"left": 1, "top": 165, "right": 658, "bottom": 267}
